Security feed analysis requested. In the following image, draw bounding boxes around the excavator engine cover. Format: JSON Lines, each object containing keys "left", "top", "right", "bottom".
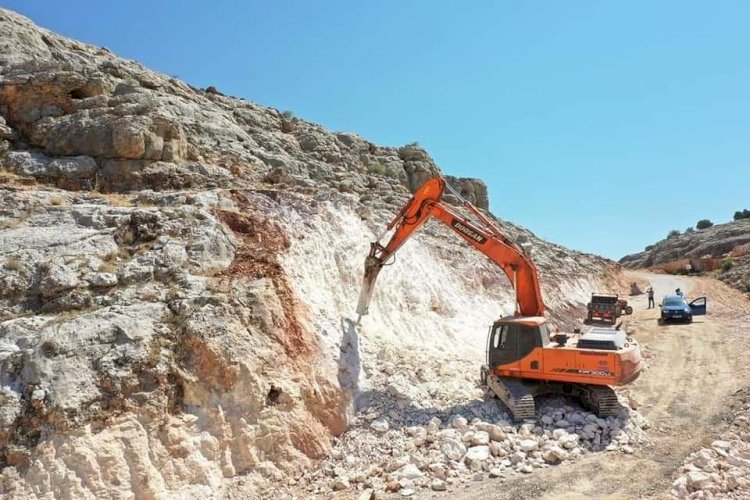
{"left": 577, "top": 327, "right": 627, "bottom": 351}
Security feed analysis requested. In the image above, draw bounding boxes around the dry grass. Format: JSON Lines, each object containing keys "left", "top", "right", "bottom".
{"left": 99, "top": 247, "right": 131, "bottom": 272}
{"left": 41, "top": 308, "right": 89, "bottom": 328}
{"left": 0, "top": 218, "right": 21, "bottom": 230}
{"left": 49, "top": 195, "right": 64, "bottom": 206}
{"left": 0, "top": 171, "right": 21, "bottom": 184}
{"left": 0, "top": 206, "right": 35, "bottom": 230}
{"left": 229, "top": 163, "right": 244, "bottom": 176}
{"left": 4, "top": 255, "right": 23, "bottom": 272}
{"left": 103, "top": 193, "right": 135, "bottom": 207}
{"left": 118, "top": 228, "right": 136, "bottom": 245}
{"left": 86, "top": 191, "right": 138, "bottom": 207}
{"left": 98, "top": 261, "right": 117, "bottom": 273}
{"left": 138, "top": 290, "right": 161, "bottom": 302}
{"left": 0, "top": 170, "right": 39, "bottom": 187}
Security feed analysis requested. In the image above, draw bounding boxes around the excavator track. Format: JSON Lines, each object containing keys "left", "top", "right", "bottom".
{"left": 580, "top": 384, "right": 622, "bottom": 417}
{"left": 487, "top": 375, "right": 536, "bottom": 421}
{"left": 485, "top": 375, "right": 623, "bottom": 420}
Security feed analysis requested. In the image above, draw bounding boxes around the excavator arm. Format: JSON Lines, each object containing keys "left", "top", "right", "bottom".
{"left": 356, "top": 177, "right": 545, "bottom": 318}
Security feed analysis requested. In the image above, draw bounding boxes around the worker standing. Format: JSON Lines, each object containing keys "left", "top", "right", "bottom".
{"left": 676, "top": 288, "right": 684, "bottom": 297}
{"left": 647, "top": 287, "right": 655, "bottom": 309}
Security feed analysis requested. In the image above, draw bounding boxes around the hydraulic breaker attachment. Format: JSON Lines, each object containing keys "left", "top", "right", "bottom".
{"left": 356, "top": 243, "right": 387, "bottom": 319}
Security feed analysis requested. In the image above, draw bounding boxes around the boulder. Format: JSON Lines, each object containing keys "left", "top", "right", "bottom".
{"left": 397, "top": 464, "right": 423, "bottom": 480}
{"left": 85, "top": 272, "right": 118, "bottom": 287}
{"left": 561, "top": 434, "right": 579, "bottom": 450}
{"left": 450, "top": 415, "right": 468, "bottom": 429}
{"left": 519, "top": 439, "right": 539, "bottom": 452}
{"left": 332, "top": 478, "right": 350, "bottom": 491}
{"left": 542, "top": 446, "right": 568, "bottom": 464}
{"left": 39, "top": 263, "right": 79, "bottom": 297}
{"left": 686, "top": 470, "right": 712, "bottom": 490}
{"left": 426, "top": 417, "right": 441, "bottom": 434}
{"left": 464, "top": 446, "right": 491, "bottom": 465}
{"left": 430, "top": 479, "right": 447, "bottom": 491}
{"left": 471, "top": 430, "right": 490, "bottom": 446}
{"left": 369, "top": 418, "right": 389, "bottom": 433}
{"left": 441, "top": 439, "right": 467, "bottom": 461}
{"left": 509, "top": 451, "right": 526, "bottom": 465}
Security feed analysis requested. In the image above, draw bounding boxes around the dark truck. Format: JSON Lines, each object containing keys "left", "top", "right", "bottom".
{"left": 586, "top": 293, "right": 623, "bottom": 324}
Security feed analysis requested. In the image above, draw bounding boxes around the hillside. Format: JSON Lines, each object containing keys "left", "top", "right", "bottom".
{"left": 0, "top": 8, "right": 634, "bottom": 499}
{"left": 620, "top": 219, "right": 750, "bottom": 294}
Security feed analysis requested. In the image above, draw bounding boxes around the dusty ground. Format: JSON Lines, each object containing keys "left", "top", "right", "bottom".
{"left": 440, "top": 271, "right": 750, "bottom": 500}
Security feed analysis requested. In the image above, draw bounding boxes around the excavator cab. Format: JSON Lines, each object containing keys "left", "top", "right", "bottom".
{"left": 486, "top": 317, "right": 549, "bottom": 371}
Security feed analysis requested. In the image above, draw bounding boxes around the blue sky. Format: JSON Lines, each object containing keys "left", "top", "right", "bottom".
{"left": 4, "top": 1, "right": 748, "bottom": 259}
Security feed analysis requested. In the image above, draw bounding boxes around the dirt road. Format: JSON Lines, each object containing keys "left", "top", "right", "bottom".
{"left": 447, "top": 272, "right": 750, "bottom": 500}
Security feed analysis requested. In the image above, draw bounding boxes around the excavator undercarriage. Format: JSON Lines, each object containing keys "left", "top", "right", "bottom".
{"left": 482, "top": 371, "right": 622, "bottom": 421}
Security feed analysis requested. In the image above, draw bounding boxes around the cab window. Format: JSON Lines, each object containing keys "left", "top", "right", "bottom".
{"left": 518, "top": 326, "right": 538, "bottom": 353}
{"left": 500, "top": 326, "right": 509, "bottom": 348}
{"left": 492, "top": 325, "right": 506, "bottom": 349}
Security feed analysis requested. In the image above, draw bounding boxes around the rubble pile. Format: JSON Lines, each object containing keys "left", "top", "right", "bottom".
{"left": 276, "top": 345, "right": 651, "bottom": 498}
{"left": 670, "top": 393, "right": 750, "bottom": 499}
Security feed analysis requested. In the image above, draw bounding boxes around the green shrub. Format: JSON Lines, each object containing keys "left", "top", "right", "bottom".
{"left": 667, "top": 229, "right": 681, "bottom": 239}
{"left": 645, "top": 244, "right": 655, "bottom": 251}
{"left": 696, "top": 219, "right": 713, "bottom": 230}
{"left": 734, "top": 209, "right": 750, "bottom": 220}
{"left": 308, "top": 170, "right": 326, "bottom": 181}
{"left": 367, "top": 162, "right": 387, "bottom": 176}
{"left": 281, "top": 110, "right": 294, "bottom": 120}
{"left": 685, "top": 227, "right": 695, "bottom": 234}
{"left": 721, "top": 258, "right": 734, "bottom": 272}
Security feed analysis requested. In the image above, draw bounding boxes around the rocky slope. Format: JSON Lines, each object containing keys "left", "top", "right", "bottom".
{"left": 620, "top": 220, "right": 750, "bottom": 294}
{"left": 0, "top": 8, "right": 631, "bottom": 499}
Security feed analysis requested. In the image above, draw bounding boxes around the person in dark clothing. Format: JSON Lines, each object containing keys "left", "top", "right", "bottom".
{"left": 647, "top": 287, "right": 655, "bottom": 309}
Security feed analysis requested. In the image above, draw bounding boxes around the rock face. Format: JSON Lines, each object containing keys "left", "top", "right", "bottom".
{"left": 0, "top": 8, "right": 627, "bottom": 499}
{"left": 620, "top": 220, "right": 750, "bottom": 293}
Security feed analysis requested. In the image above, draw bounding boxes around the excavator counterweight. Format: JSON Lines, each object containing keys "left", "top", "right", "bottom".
{"left": 356, "top": 177, "right": 643, "bottom": 421}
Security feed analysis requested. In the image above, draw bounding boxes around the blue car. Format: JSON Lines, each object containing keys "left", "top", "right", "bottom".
{"left": 659, "top": 295, "right": 707, "bottom": 323}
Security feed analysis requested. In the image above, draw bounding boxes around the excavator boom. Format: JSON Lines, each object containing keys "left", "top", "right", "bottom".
{"left": 356, "top": 177, "right": 545, "bottom": 318}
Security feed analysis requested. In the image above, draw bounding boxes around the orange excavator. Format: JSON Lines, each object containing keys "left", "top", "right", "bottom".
{"left": 356, "top": 177, "right": 642, "bottom": 420}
